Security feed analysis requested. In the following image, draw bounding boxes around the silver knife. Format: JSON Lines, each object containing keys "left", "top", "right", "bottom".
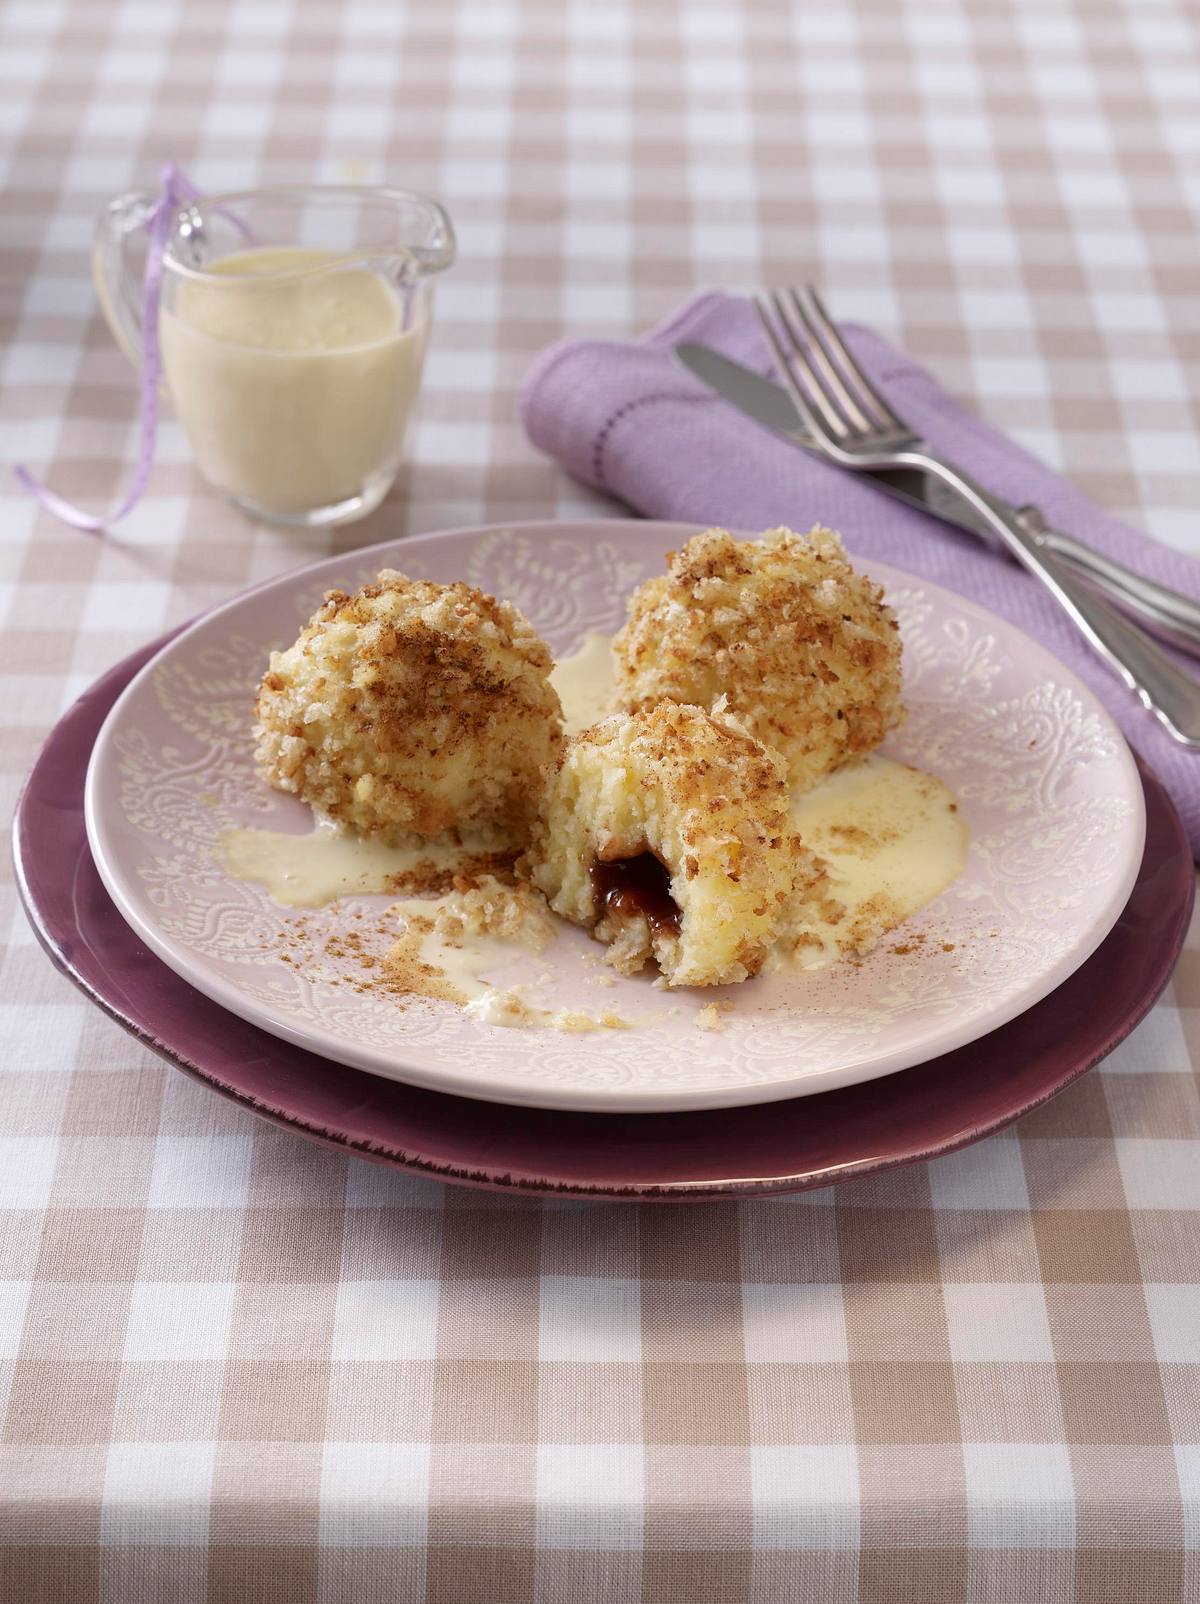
{"left": 674, "top": 341, "right": 1200, "bottom": 659}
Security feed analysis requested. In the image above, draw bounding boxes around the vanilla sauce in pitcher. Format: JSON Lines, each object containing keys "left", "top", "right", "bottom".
{"left": 159, "top": 246, "right": 428, "bottom": 516}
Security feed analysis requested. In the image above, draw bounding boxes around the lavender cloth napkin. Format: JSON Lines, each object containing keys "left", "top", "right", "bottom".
{"left": 521, "top": 291, "right": 1200, "bottom": 857}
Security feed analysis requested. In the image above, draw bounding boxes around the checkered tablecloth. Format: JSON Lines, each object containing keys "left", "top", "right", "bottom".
{"left": 3, "top": 0, "right": 1200, "bottom": 1599}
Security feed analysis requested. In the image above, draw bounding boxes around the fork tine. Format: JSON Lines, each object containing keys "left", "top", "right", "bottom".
{"left": 797, "top": 285, "right": 904, "bottom": 434}
{"left": 752, "top": 294, "right": 839, "bottom": 450}
{"left": 765, "top": 290, "right": 850, "bottom": 441}
{"left": 786, "top": 288, "right": 874, "bottom": 434}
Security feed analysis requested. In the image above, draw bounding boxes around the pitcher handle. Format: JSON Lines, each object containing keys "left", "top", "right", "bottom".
{"left": 91, "top": 187, "right": 166, "bottom": 369}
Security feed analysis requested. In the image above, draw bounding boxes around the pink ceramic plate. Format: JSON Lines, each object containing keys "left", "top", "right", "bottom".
{"left": 81, "top": 521, "right": 1146, "bottom": 1112}
{"left": 12, "top": 633, "right": 1192, "bottom": 1198}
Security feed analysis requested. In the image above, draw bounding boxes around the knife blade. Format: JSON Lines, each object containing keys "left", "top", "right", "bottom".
{"left": 674, "top": 340, "right": 1019, "bottom": 536}
{"left": 673, "top": 341, "right": 1200, "bottom": 659}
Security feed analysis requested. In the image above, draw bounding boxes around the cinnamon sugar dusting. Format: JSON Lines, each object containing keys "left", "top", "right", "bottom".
{"left": 249, "top": 861, "right": 638, "bottom": 1030}
{"left": 381, "top": 928, "right": 468, "bottom": 1004}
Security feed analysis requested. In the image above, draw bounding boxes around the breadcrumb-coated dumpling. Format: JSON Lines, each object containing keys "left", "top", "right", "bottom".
{"left": 612, "top": 526, "right": 903, "bottom": 792}
{"left": 255, "top": 571, "right": 562, "bottom": 841}
{"left": 527, "top": 700, "right": 820, "bottom": 988}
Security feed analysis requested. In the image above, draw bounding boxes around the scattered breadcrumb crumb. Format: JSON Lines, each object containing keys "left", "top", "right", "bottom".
{"left": 427, "top": 874, "right": 556, "bottom": 953}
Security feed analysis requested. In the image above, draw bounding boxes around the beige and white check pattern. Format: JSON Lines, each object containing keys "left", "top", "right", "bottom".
{"left": 2, "top": 0, "right": 1200, "bottom": 1599}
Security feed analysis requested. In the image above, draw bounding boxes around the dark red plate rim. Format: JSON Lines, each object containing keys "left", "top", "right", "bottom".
{"left": 12, "top": 631, "right": 1195, "bottom": 1202}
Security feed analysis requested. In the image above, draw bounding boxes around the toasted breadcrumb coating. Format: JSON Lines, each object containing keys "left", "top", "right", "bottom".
{"left": 255, "top": 571, "right": 562, "bottom": 841}
{"left": 612, "top": 526, "right": 903, "bottom": 791}
{"left": 526, "top": 701, "right": 825, "bottom": 987}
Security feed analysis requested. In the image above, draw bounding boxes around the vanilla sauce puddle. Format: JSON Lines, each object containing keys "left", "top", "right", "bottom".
{"left": 222, "top": 631, "right": 968, "bottom": 1016}
{"left": 220, "top": 820, "right": 508, "bottom": 910}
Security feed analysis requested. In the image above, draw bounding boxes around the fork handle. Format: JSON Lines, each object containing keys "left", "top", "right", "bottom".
{"left": 1026, "top": 516, "right": 1200, "bottom": 660}
{"left": 909, "top": 456, "right": 1200, "bottom": 750}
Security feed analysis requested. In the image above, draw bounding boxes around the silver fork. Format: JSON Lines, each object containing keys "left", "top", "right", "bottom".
{"left": 754, "top": 286, "right": 1200, "bottom": 751}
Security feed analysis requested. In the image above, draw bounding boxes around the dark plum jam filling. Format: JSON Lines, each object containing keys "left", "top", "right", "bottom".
{"left": 590, "top": 853, "right": 681, "bottom": 935}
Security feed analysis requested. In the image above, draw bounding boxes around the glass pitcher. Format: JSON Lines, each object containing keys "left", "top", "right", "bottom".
{"left": 94, "top": 185, "right": 456, "bottom": 527}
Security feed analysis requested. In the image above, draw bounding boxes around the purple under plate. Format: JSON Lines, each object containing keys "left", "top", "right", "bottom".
{"left": 13, "top": 633, "right": 1196, "bottom": 1201}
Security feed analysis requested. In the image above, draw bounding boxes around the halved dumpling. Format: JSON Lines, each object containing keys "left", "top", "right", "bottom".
{"left": 527, "top": 701, "right": 812, "bottom": 987}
